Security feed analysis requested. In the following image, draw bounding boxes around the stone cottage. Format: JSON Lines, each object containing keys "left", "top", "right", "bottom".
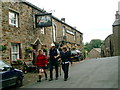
{"left": 0, "top": 0, "right": 83, "bottom": 65}
{"left": 88, "top": 48, "right": 101, "bottom": 59}
{"left": 101, "top": 2, "right": 120, "bottom": 57}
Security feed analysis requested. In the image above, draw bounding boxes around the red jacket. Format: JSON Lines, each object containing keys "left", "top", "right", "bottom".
{"left": 36, "top": 54, "right": 48, "bottom": 67}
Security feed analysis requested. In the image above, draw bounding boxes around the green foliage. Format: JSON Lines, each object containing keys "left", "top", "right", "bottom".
{"left": 84, "top": 39, "right": 103, "bottom": 52}
{"left": 72, "top": 48, "right": 76, "bottom": 50}
{"left": 0, "top": 45, "right": 7, "bottom": 51}
{"left": 43, "top": 48, "right": 48, "bottom": 52}
{"left": 16, "top": 60, "right": 23, "bottom": 64}
{"left": 26, "top": 47, "right": 33, "bottom": 50}
{"left": 25, "top": 47, "right": 33, "bottom": 53}
{"left": 55, "top": 40, "right": 67, "bottom": 48}
{"left": 12, "top": 59, "right": 23, "bottom": 65}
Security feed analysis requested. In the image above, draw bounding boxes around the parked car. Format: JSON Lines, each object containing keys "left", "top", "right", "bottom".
{"left": 70, "top": 50, "right": 83, "bottom": 61}
{"left": 0, "top": 60, "right": 24, "bottom": 89}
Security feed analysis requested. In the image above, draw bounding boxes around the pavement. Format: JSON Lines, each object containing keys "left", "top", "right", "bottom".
{"left": 21, "top": 61, "right": 81, "bottom": 88}
{"left": 22, "top": 72, "right": 38, "bottom": 87}
{"left": 21, "top": 56, "right": 118, "bottom": 88}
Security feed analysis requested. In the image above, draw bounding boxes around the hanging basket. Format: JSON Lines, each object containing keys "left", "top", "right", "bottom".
{"left": 25, "top": 49, "right": 33, "bottom": 53}
{"left": 25, "top": 47, "right": 33, "bottom": 53}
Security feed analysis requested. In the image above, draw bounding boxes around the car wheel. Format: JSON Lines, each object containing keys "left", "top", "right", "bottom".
{"left": 16, "top": 76, "right": 23, "bottom": 87}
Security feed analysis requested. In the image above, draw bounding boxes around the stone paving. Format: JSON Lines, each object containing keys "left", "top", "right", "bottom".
{"left": 21, "top": 61, "right": 82, "bottom": 87}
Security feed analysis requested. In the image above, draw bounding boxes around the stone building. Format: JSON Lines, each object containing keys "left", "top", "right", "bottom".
{"left": 101, "top": 2, "right": 120, "bottom": 57}
{"left": 101, "top": 34, "right": 114, "bottom": 57}
{"left": 88, "top": 48, "right": 101, "bottom": 59}
{"left": 112, "top": 11, "right": 120, "bottom": 56}
{"left": 0, "top": 0, "right": 83, "bottom": 65}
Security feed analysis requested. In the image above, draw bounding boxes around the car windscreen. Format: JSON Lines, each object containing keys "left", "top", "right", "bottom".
{"left": 71, "top": 50, "right": 77, "bottom": 54}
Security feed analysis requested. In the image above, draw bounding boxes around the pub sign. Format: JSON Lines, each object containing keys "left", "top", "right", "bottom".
{"left": 35, "top": 13, "right": 52, "bottom": 27}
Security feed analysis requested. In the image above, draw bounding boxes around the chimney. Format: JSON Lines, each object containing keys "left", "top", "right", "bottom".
{"left": 74, "top": 26, "right": 77, "bottom": 29}
{"left": 115, "top": 11, "right": 120, "bottom": 19}
{"left": 115, "top": 2, "right": 120, "bottom": 19}
{"left": 61, "top": 18, "right": 65, "bottom": 22}
{"left": 118, "top": 1, "right": 120, "bottom": 13}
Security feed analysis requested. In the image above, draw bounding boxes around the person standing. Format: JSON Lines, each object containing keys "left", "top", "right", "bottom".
{"left": 49, "top": 43, "right": 60, "bottom": 81}
{"left": 36, "top": 49, "right": 48, "bottom": 82}
{"left": 60, "top": 47, "right": 72, "bottom": 81}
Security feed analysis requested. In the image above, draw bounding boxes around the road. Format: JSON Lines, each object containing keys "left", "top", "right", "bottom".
{"left": 21, "top": 56, "right": 119, "bottom": 88}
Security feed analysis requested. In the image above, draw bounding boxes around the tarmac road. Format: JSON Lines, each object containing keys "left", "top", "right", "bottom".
{"left": 21, "top": 56, "right": 119, "bottom": 88}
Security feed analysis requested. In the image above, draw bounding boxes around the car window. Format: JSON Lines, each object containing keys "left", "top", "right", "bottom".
{"left": 71, "top": 50, "right": 77, "bottom": 54}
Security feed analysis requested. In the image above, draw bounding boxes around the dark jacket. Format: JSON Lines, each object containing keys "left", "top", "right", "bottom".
{"left": 49, "top": 48, "right": 59, "bottom": 63}
{"left": 60, "top": 51, "right": 72, "bottom": 64}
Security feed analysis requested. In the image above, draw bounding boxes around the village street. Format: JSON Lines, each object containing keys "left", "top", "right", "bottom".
{"left": 20, "top": 56, "right": 119, "bottom": 88}
{"left": 1, "top": 1, "right": 120, "bottom": 90}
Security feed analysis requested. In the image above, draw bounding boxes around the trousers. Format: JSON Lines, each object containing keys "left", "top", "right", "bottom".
{"left": 62, "top": 63, "right": 69, "bottom": 79}
{"left": 49, "top": 62, "right": 58, "bottom": 79}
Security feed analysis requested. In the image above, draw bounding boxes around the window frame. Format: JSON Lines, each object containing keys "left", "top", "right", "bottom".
{"left": 11, "top": 43, "right": 20, "bottom": 61}
{"left": 9, "top": 11, "right": 19, "bottom": 27}
{"left": 74, "top": 32, "right": 76, "bottom": 41}
{"left": 62, "top": 26, "right": 66, "bottom": 36}
{"left": 66, "top": 29, "right": 74, "bottom": 35}
{"left": 52, "top": 24, "right": 57, "bottom": 42}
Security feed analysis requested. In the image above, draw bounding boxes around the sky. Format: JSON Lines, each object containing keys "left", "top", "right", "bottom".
{"left": 27, "top": 0, "right": 120, "bottom": 43}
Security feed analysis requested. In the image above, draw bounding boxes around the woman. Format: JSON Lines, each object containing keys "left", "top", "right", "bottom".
{"left": 36, "top": 49, "right": 48, "bottom": 82}
{"left": 60, "top": 47, "right": 72, "bottom": 81}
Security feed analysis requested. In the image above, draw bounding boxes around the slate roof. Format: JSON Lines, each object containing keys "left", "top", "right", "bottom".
{"left": 93, "top": 48, "right": 101, "bottom": 53}
{"left": 113, "top": 19, "right": 120, "bottom": 26}
{"left": 21, "top": 0, "right": 83, "bottom": 34}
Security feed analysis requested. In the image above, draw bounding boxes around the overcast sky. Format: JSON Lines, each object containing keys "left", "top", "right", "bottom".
{"left": 27, "top": 0, "right": 119, "bottom": 43}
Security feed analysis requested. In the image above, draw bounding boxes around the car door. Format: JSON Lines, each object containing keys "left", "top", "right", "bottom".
{"left": 2, "top": 67, "right": 17, "bottom": 88}
{"left": 0, "top": 72, "right": 3, "bottom": 89}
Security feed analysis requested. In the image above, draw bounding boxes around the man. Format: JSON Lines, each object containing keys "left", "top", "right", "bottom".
{"left": 60, "top": 47, "right": 72, "bottom": 81}
{"left": 49, "top": 43, "right": 60, "bottom": 81}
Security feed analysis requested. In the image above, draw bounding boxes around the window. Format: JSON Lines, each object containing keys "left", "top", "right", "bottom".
{"left": 9, "top": 11, "right": 18, "bottom": 27}
{"left": 63, "top": 26, "right": 65, "bottom": 36}
{"left": 66, "top": 29, "right": 74, "bottom": 35}
{"left": 11, "top": 43, "right": 20, "bottom": 61}
{"left": 80, "top": 35, "right": 83, "bottom": 40}
{"left": 74, "top": 32, "right": 76, "bottom": 41}
{"left": 41, "top": 27, "right": 45, "bottom": 34}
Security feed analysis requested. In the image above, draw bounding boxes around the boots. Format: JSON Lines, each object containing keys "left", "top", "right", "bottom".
{"left": 44, "top": 72, "right": 47, "bottom": 80}
{"left": 37, "top": 75, "right": 41, "bottom": 82}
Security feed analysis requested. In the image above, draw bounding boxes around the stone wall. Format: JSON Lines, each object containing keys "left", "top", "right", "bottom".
{"left": 113, "top": 25, "right": 120, "bottom": 56}
{"left": 0, "top": 1, "right": 2, "bottom": 60}
{"left": 52, "top": 17, "right": 83, "bottom": 50}
{"left": 52, "top": 18, "right": 63, "bottom": 43}
{"left": 101, "top": 34, "right": 114, "bottom": 57}
{"left": 1, "top": 1, "right": 83, "bottom": 64}
{"left": 2, "top": 2, "right": 52, "bottom": 63}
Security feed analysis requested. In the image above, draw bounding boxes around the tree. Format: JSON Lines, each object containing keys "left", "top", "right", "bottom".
{"left": 84, "top": 39, "right": 103, "bottom": 52}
